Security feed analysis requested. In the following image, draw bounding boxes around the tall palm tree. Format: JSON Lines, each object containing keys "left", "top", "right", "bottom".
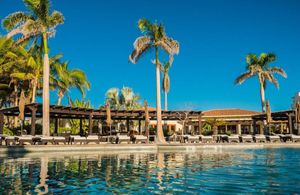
{"left": 129, "top": 19, "right": 179, "bottom": 143}
{"left": 3, "top": 0, "right": 64, "bottom": 136}
{"left": 235, "top": 53, "right": 287, "bottom": 112}
{"left": 52, "top": 61, "right": 90, "bottom": 105}
{"left": 153, "top": 60, "right": 171, "bottom": 111}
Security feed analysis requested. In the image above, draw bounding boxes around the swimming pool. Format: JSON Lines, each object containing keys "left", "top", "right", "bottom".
{"left": 0, "top": 148, "right": 300, "bottom": 194}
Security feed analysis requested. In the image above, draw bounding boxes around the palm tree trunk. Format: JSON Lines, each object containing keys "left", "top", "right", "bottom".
{"left": 42, "top": 32, "right": 50, "bottom": 137}
{"left": 31, "top": 78, "right": 37, "bottom": 103}
{"left": 164, "top": 91, "right": 168, "bottom": 111}
{"left": 259, "top": 80, "right": 266, "bottom": 113}
{"left": 14, "top": 84, "right": 18, "bottom": 127}
{"left": 155, "top": 47, "right": 166, "bottom": 144}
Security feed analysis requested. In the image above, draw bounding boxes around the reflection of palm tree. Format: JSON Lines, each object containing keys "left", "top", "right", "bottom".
{"left": 235, "top": 53, "right": 287, "bottom": 112}
{"left": 35, "top": 156, "right": 49, "bottom": 194}
{"left": 129, "top": 19, "right": 179, "bottom": 143}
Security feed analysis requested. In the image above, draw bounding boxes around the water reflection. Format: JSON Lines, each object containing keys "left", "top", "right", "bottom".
{"left": 0, "top": 148, "right": 300, "bottom": 194}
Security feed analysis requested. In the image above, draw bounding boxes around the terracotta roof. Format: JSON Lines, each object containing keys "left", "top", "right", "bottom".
{"left": 202, "top": 109, "right": 261, "bottom": 117}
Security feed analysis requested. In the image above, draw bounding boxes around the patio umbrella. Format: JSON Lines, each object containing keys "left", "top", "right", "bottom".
{"left": 18, "top": 90, "right": 25, "bottom": 135}
{"left": 144, "top": 100, "right": 150, "bottom": 143}
{"left": 266, "top": 100, "right": 272, "bottom": 124}
{"left": 106, "top": 100, "right": 112, "bottom": 136}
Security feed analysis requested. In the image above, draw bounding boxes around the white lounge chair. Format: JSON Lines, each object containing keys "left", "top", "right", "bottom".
{"left": 290, "top": 134, "right": 300, "bottom": 142}
{"left": 187, "top": 135, "right": 200, "bottom": 143}
{"left": 53, "top": 136, "right": 67, "bottom": 145}
{"left": 5, "top": 136, "right": 16, "bottom": 146}
{"left": 254, "top": 134, "right": 266, "bottom": 143}
{"left": 200, "top": 135, "right": 213, "bottom": 143}
{"left": 239, "top": 135, "right": 253, "bottom": 143}
{"left": 266, "top": 135, "right": 281, "bottom": 143}
{"left": 71, "top": 135, "right": 87, "bottom": 144}
{"left": 228, "top": 135, "right": 240, "bottom": 143}
{"left": 40, "top": 136, "right": 54, "bottom": 145}
{"left": 86, "top": 135, "right": 100, "bottom": 144}
{"left": 17, "top": 135, "right": 34, "bottom": 145}
{"left": 117, "top": 135, "right": 131, "bottom": 144}
{"left": 135, "top": 135, "right": 148, "bottom": 143}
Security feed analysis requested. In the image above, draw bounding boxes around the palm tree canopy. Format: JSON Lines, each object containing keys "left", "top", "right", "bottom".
{"left": 235, "top": 53, "right": 287, "bottom": 89}
{"left": 2, "top": 0, "right": 64, "bottom": 43}
{"left": 52, "top": 61, "right": 90, "bottom": 98}
{"left": 105, "top": 86, "right": 141, "bottom": 110}
{"left": 129, "top": 19, "right": 179, "bottom": 64}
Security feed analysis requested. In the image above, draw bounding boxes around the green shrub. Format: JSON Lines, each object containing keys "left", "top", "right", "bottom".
{"left": 3, "top": 127, "right": 14, "bottom": 135}
{"left": 202, "top": 129, "right": 213, "bottom": 136}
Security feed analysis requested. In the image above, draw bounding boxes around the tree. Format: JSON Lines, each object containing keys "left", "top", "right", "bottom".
{"left": 129, "top": 19, "right": 179, "bottom": 143}
{"left": 3, "top": 0, "right": 64, "bottom": 136}
{"left": 153, "top": 60, "right": 171, "bottom": 111}
{"left": 52, "top": 61, "right": 90, "bottom": 105}
{"left": 203, "top": 118, "right": 225, "bottom": 135}
{"left": 235, "top": 53, "right": 287, "bottom": 112}
{"left": 105, "top": 87, "right": 141, "bottom": 110}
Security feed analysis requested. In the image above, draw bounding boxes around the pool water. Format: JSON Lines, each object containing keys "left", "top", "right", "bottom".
{"left": 0, "top": 148, "right": 300, "bottom": 194}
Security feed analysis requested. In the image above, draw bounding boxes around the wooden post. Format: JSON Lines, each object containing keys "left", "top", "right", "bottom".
{"left": 288, "top": 114, "right": 293, "bottom": 134}
{"left": 251, "top": 120, "right": 256, "bottom": 135}
{"left": 126, "top": 119, "right": 130, "bottom": 132}
{"left": 89, "top": 114, "right": 93, "bottom": 135}
{"left": 0, "top": 112, "right": 4, "bottom": 135}
{"left": 80, "top": 118, "right": 83, "bottom": 135}
{"left": 54, "top": 118, "right": 58, "bottom": 135}
{"left": 198, "top": 115, "right": 202, "bottom": 135}
{"left": 31, "top": 107, "right": 37, "bottom": 136}
{"left": 138, "top": 120, "right": 141, "bottom": 135}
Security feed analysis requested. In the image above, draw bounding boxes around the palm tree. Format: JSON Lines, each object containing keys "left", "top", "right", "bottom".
{"left": 52, "top": 61, "right": 90, "bottom": 105}
{"left": 129, "top": 19, "right": 179, "bottom": 143}
{"left": 235, "top": 53, "right": 287, "bottom": 112}
{"left": 153, "top": 60, "right": 171, "bottom": 111}
{"left": 105, "top": 87, "right": 141, "bottom": 110}
{"left": 3, "top": 0, "right": 64, "bottom": 136}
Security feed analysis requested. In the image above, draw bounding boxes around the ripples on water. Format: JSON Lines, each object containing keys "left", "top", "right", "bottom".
{"left": 0, "top": 148, "right": 300, "bottom": 194}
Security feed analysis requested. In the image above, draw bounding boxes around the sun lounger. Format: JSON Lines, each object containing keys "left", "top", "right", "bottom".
{"left": 5, "top": 136, "right": 16, "bottom": 146}
{"left": 53, "top": 136, "right": 67, "bottom": 144}
{"left": 290, "top": 134, "right": 300, "bottom": 142}
{"left": 187, "top": 135, "right": 200, "bottom": 143}
{"left": 40, "top": 136, "right": 54, "bottom": 145}
{"left": 99, "top": 135, "right": 109, "bottom": 142}
{"left": 239, "top": 135, "right": 253, "bottom": 143}
{"left": 253, "top": 134, "right": 266, "bottom": 143}
{"left": 135, "top": 135, "right": 148, "bottom": 143}
{"left": 266, "top": 135, "right": 281, "bottom": 143}
{"left": 200, "top": 135, "right": 213, "bottom": 143}
{"left": 116, "top": 135, "right": 131, "bottom": 144}
{"left": 71, "top": 135, "right": 87, "bottom": 145}
{"left": 86, "top": 136, "right": 100, "bottom": 144}
{"left": 228, "top": 135, "right": 240, "bottom": 143}
{"left": 17, "top": 135, "right": 34, "bottom": 145}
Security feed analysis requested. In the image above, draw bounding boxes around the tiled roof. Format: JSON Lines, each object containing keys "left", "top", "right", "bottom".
{"left": 202, "top": 109, "right": 261, "bottom": 117}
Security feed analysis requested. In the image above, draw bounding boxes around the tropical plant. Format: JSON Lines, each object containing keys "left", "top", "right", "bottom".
{"left": 235, "top": 53, "right": 287, "bottom": 112}
{"left": 129, "top": 19, "right": 179, "bottom": 143}
{"left": 52, "top": 61, "right": 90, "bottom": 105}
{"left": 3, "top": 0, "right": 65, "bottom": 136}
{"left": 68, "top": 98, "right": 91, "bottom": 134}
{"left": 203, "top": 118, "right": 225, "bottom": 135}
{"left": 105, "top": 86, "right": 141, "bottom": 110}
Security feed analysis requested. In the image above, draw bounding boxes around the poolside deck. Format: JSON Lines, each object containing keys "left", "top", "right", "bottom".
{"left": 1, "top": 143, "right": 300, "bottom": 157}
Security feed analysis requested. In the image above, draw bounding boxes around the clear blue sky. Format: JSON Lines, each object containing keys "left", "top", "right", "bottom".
{"left": 1, "top": 0, "right": 299, "bottom": 111}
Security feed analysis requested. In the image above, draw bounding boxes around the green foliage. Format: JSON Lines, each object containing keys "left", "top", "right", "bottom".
{"left": 202, "top": 128, "right": 213, "bottom": 136}
{"left": 3, "top": 127, "right": 14, "bottom": 135}
{"left": 105, "top": 86, "right": 142, "bottom": 110}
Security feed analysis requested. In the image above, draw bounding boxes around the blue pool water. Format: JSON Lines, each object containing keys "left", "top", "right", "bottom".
{"left": 0, "top": 148, "right": 300, "bottom": 194}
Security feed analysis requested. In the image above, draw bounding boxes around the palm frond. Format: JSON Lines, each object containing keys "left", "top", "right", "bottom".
{"left": 129, "top": 43, "right": 152, "bottom": 64}
{"left": 246, "top": 53, "right": 258, "bottom": 65}
{"left": 48, "top": 10, "right": 64, "bottom": 28}
{"left": 269, "top": 66, "right": 287, "bottom": 78}
{"left": 265, "top": 72, "right": 279, "bottom": 88}
{"left": 2, "top": 12, "right": 30, "bottom": 31}
{"left": 234, "top": 71, "right": 253, "bottom": 85}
